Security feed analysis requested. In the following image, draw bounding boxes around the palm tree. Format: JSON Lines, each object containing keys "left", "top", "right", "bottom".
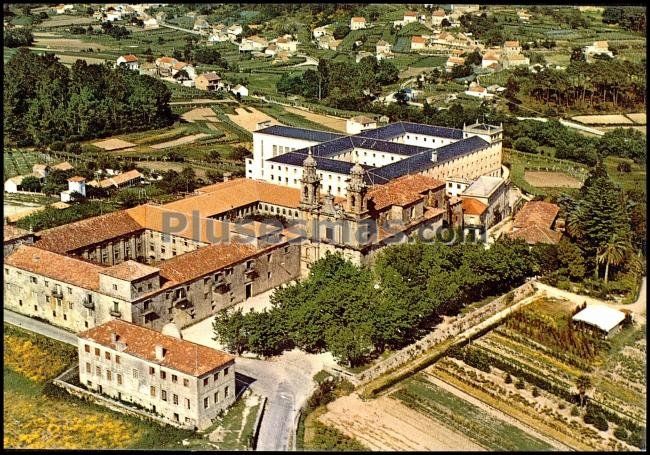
{"left": 597, "top": 234, "right": 631, "bottom": 283}
{"left": 576, "top": 374, "right": 591, "bottom": 407}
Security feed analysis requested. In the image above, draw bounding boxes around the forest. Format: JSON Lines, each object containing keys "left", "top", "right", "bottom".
{"left": 213, "top": 239, "right": 538, "bottom": 367}
{"left": 3, "top": 48, "right": 174, "bottom": 146}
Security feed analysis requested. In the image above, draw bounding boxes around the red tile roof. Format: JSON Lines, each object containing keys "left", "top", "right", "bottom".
{"left": 462, "top": 197, "right": 488, "bottom": 216}
{"left": 121, "top": 54, "right": 138, "bottom": 62}
{"left": 508, "top": 225, "right": 562, "bottom": 245}
{"left": 4, "top": 224, "right": 33, "bottom": 242}
{"left": 34, "top": 210, "right": 144, "bottom": 254}
{"left": 100, "top": 260, "right": 160, "bottom": 282}
{"left": 78, "top": 320, "right": 234, "bottom": 376}
{"left": 156, "top": 242, "right": 258, "bottom": 284}
{"left": 513, "top": 201, "right": 559, "bottom": 229}
{"left": 411, "top": 36, "right": 426, "bottom": 44}
{"left": 369, "top": 174, "right": 445, "bottom": 211}
{"left": 5, "top": 245, "right": 105, "bottom": 291}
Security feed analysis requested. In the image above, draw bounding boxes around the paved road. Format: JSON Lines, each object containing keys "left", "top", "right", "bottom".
{"left": 159, "top": 22, "right": 202, "bottom": 35}
{"left": 4, "top": 309, "right": 77, "bottom": 345}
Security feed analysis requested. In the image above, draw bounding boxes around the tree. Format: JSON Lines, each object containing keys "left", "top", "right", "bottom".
{"left": 441, "top": 18, "right": 451, "bottom": 27}
{"left": 597, "top": 234, "right": 631, "bottom": 282}
{"left": 212, "top": 308, "right": 249, "bottom": 355}
{"left": 513, "top": 136, "right": 539, "bottom": 154}
{"left": 576, "top": 374, "right": 591, "bottom": 407}
{"left": 4, "top": 28, "right": 34, "bottom": 47}
{"left": 394, "top": 89, "right": 409, "bottom": 105}
{"left": 231, "top": 146, "right": 251, "bottom": 161}
{"left": 332, "top": 24, "right": 350, "bottom": 39}
{"left": 325, "top": 324, "right": 373, "bottom": 367}
{"left": 20, "top": 175, "right": 42, "bottom": 192}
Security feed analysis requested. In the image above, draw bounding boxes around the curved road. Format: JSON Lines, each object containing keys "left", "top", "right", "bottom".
{"left": 3, "top": 308, "right": 315, "bottom": 451}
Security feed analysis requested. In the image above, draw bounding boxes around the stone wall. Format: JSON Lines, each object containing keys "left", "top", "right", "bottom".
{"left": 354, "top": 281, "right": 536, "bottom": 385}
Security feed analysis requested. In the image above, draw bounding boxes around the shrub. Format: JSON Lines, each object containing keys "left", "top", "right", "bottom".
{"left": 515, "top": 378, "right": 526, "bottom": 390}
{"left": 613, "top": 427, "right": 628, "bottom": 441}
{"left": 570, "top": 406, "right": 580, "bottom": 416}
{"left": 532, "top": 386, "right": 540, "bottom": 397}
{"left": 50, "top": 141, "right": 65, "bottom": 151}
{"left": 593, "top": 414, "right": 609, "bottom": 432}
{"left": 504, "top": 373, "right": 512, "bottom": 384}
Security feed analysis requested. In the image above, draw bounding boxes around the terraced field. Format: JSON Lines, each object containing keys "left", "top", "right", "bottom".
{"left": 427, "top": 297, "right": 646, "bottom": 451}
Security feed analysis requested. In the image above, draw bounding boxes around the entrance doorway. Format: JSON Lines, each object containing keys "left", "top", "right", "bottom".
{"left": 245, "top": 283, "right": 252, "bottom": 299}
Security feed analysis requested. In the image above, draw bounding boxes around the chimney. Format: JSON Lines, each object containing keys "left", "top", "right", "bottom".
{"left": 223, "top": 172, "right": 232, "bottom": 182}
{"left": 111, "top": 332, "right": 120, "bottom": 343}
{"left": 155, "top": 344, "right": 166, "bottom": 360}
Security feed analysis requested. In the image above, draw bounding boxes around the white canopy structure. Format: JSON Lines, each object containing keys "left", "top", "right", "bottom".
{"left": 572, "top": 305, "right": 626, "bottom": 336}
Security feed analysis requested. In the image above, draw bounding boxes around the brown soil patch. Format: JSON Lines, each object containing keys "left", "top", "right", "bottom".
{"left": 52, "top": 54, "right": 107, "bottom": 65}
{"left": 39, "top": 16, "right": 95, "bottom": 28}
{"left": 227, "top": 107, "right": 279, "bottom": 132}
{"left": 572, "top": 114, "right": 633, "bottom": 125}
{"left": 319, "top": 393, "right": 483, "bottom": 451}
{"left": 182, "top": 108, "right": 220, "bottom": 123}
{"left": 149, "top": 133, "right": 209, "bottom": 149}
{"left": 137, "top": 161, "right": 209, "bottom": 179}
{"left": 524, "top": 171, "right": 583, "bottom": 188}
{"left": 92, "top": 138, "right": 136, "bottom": 151}
{"left": 284, "top": 106, "right": 348, "bottom": 132}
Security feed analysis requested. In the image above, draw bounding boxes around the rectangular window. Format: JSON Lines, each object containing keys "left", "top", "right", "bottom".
{"left": 203, "top": 377, "right": 209, "bottom": 386}
{"left": 172, "top": 374, "right": 178, "bottom": 383}
{"left": 86, "top": 362, "right": 91, "bottom": 373}
{"left": 105, "top": 352, "right": 111, "bottom": 361}
{"left": 173, "top": 394, "right": 179, "bottom": 405}
{"left": 133, "top": 369, "right": 139, "bottom": 379}
{"left": 150, "top": 386, "right": 156, "bottom": 397}
{"left": 213, "top": 372, "right": 219, "bottom": 381}
{"left": 149, "top": 367, "right": 155, "bottom": 375}
{"left": 107, "top": 371, "right": 112, "bottom": 381}
{"left": 96, "top": 366, "right": 101, "bottom": 376}
{"left": 184, "top": 378, "right": 189, "bottom": 387}
{"left": 30, "top": 276, "right": 37, "bottom": 284}
{"left": 162, "top": 390, "right": 167, "bottom": 401}
{"left": 116, "top": 355, "right": 120, "bottom": 365}
{"left": 204, "top": 397, "right": 209, "bottom": 409}
{"left": 186, "top": 398, "right": 191, "bottom": 409}
{"left": 224, "top": 386, "right": 229, "bottom": 398}
{"left": 95, "top": 348, "right": 100, "bottom": 356}
{"left": 214, "top": 391, "right": 219, "bottom": 402}
{"left": 85, "top": 344, "right": 90, "bottom": 353}
{"left": 160, "top": 370, "right": 166, "bottom": 380}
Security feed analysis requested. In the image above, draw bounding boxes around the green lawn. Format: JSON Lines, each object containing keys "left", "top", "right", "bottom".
{"left": 604, "top": 156, "right": 646, "bottom": 195}
{"left": 393, "top": 374, "right": 555, "bottom": 451}
{"left": 253, "top": 103, "right": 340, "bottom": 132}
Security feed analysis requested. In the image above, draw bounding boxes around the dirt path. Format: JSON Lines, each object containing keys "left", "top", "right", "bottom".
{"left": 284, "top": 106, "right": 348, "bottom": 132}
{"left": 421, "top": 372, "right": 571, "bottom": 451}
{"left": 319, "top": 393, "right": 484, "bottom": 451}
{"left": 150, "top": 133, "right": 209, "bottom": 149}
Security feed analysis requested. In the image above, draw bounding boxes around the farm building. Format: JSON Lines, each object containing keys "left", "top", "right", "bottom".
{"left": 117, "top": 55, "right": 139, "bottom": 71}
{"left": 231, "top": 84, "right": 249, "bottom": 98}
{"left": 346, "top": 115, "right": 377, "bottom": 135}
{"left": 507, "top": 201, "right": 562, "bottom": 245}
{"left": 572, "top": 305, "right": 627, "bottom": 338}
{"left": 195, "top": 72, "right": 223, "bottom": 91}
{"left": 350, "top": 17, "right": 366, "bottom": 30}
{"left": 88, "top": 169, "right": 144, "bottom": 190}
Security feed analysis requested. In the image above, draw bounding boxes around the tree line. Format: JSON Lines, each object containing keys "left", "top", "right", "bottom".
{"left": 505, "top": 119, "right": 647, "bottom": 165}
{"left": 213, "top": 239, "right": 538, "bottom": 367}
{"left": 4, "top": 48, "right": 174, "bottom": 146}
{"left": 505, "top": 59, "right": 646, "bottom": 113}
{"left": 276, "top": 57, "right": 399, "bottom": 109}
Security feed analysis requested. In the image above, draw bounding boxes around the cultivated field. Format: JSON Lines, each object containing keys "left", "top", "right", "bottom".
{"left": 625, "top": 113, "right": 646, "bottom": 124}
{"left": 572, "top": 114, "right": 633, "bottom": 125}
{"left": 284, "top": 106, "right": 348, "bottom": 133}
{"left": 49, "top": 54, "right": 107, "bottom": 65}
{"left": 33, "top": 37, "right": 111, "bottom": 52}
{"left": 426, "top": 297, "right": 646, "bottom": 451}
{"left": 318, "top": 393, "right": 483, "bottom": 451}
{"left": 227, "top": 107, "right": 278, "bottom": 132}
{"left": 181, "top": 108, "right": 221, "bottom": 123}
{"left": 524, "top": 171, "right": 583, "bottom": 189}
{"left": 92, "top": 138, "right": 137, "bottom": 151}
{"left": 149, "top": 133, "right": 210, "bottom": 149}
{"left": 3, "top": 149, "right": 52, "bottom": 179}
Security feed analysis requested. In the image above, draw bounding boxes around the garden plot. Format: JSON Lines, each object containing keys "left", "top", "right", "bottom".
{"left": 524, "top": 171, "right": 583, "bottom": 188}
{"left": 318, "top": 393, "right": 482, "bottom": 451}
{"left": 427, "top": 297, "right": 646, "bottom": 451}
{"left": 51, "top": 54, "right": 107, "bottom": 65}
{"left": 226, "top": 107, "right": 278, "bottom": 132}
{"left": 149, "top": 133, "right": 210, "bottom": 149}
{"left": 92, "top": 138, "right": 137, "bottom": 151}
